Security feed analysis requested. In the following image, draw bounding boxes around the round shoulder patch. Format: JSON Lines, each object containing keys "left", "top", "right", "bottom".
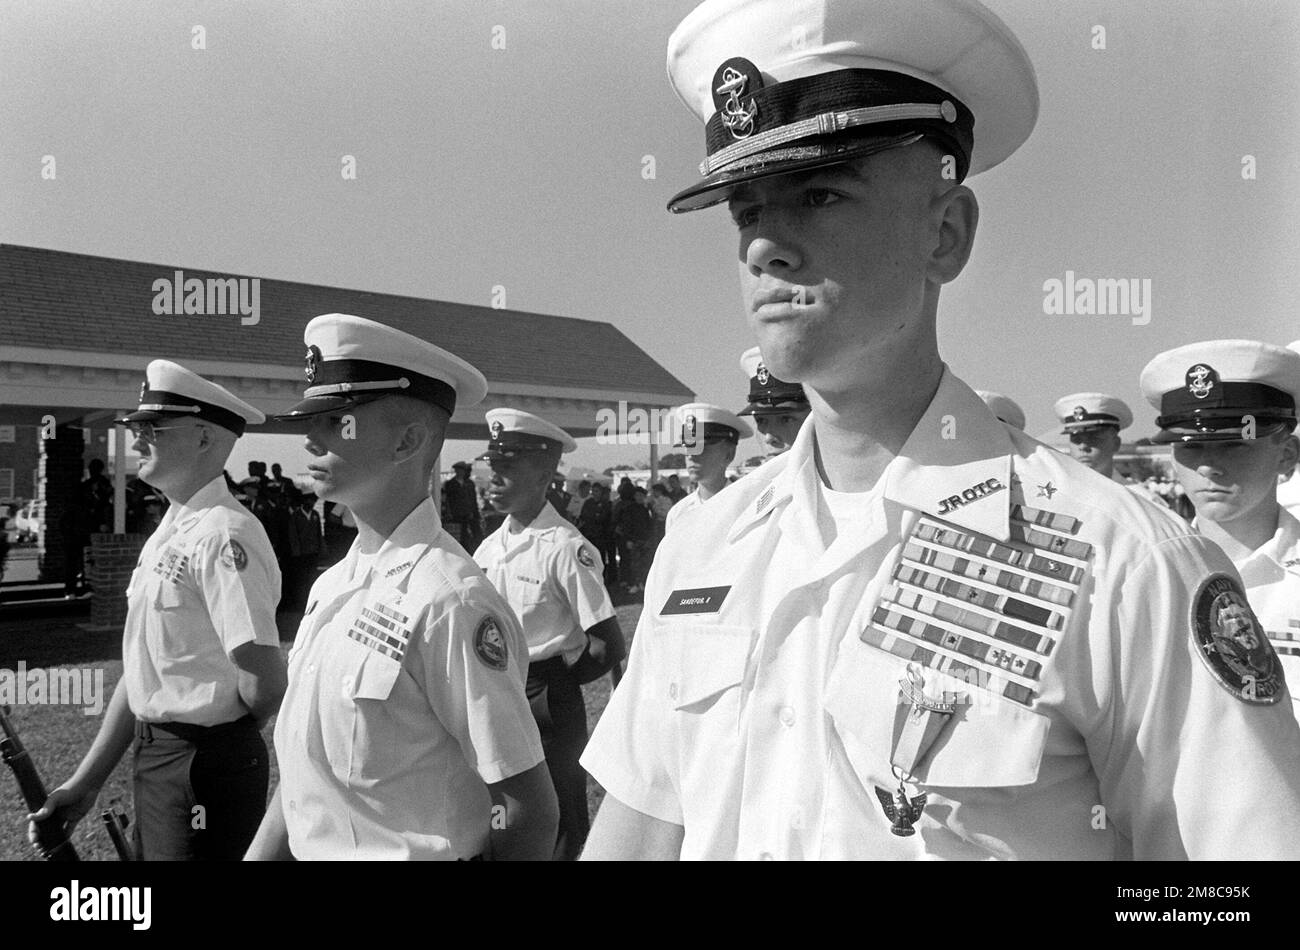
{"left": 218, "top": 539, "right": 248, "bottom": 572}
{"left": 575, "top": 543, "right": 596, "bottom": 569}
{"left": 1190, "top": 574, "right": 1284, "bottom": 705}
{"left": 473, "top": 615, "right": 509, "bottom": 671}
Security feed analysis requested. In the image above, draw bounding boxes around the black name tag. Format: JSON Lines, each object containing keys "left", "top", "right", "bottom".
{"left": 661, "top": 586, "right": 731, "bottom": 615}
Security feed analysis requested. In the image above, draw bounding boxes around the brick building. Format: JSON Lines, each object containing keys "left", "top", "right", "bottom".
{"left": 0, "top": 423, "right": 39, "bottom": 503}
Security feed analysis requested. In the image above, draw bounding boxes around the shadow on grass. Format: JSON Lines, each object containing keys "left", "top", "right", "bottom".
{"left": 0, "top": 620, "right": 123, "bottom": 670}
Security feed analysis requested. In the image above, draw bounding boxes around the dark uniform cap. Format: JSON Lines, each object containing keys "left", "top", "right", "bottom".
{"left": 1140, "top": 340, "right": 1300, "bottom": 444}
{"left": 116, "top": 359, "right": 265, "bottom": 437}
{"left": 737, "top": 346, "right": 808, "bottom": 416}
{"left": 477, "top": 408, "right": 578, "bottom": 461}
{"left": 1053, "top": 393, "right": 1133, "bottom": 435}
{"left": 274, "top": 313, "right": 488, "bottom": 420}
{"left": 665, "top": 0, "right": 1040, "bottom": 213}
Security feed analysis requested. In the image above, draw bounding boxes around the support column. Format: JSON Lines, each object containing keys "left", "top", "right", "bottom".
{"left": 37, "top": 424, "right": 84, "bottom": 584}
{"left": 113, "top": 423, "right": 127, "bottom": 534}
{"left": 649, "top": 439, "right": 659, "bottom": 485}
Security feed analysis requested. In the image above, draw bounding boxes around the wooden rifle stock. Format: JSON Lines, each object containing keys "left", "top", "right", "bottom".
{"left": 0, "top": 705, "right": 79, "bottom": 861}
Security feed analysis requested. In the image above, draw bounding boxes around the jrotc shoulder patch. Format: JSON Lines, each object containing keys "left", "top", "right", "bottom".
{"left": 474, "top": 616, "right": 510, "bottom": 671}
{"left": 1190, "top": 574, "right": 1285, "bottom": 705}
{"left": 576, "top": 545, "right": 596, "bottom": 569}
{"left": 218, "top": 539, "right": 248, "bottom": 572}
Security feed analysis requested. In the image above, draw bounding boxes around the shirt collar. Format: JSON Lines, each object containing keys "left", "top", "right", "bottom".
{"left": 1237, "top": 507, "right": 1300, "bottom": 576}
{"left": 364, "top": 498, "right": 444, "bottom": 588}
{"left": 727, "top": 367, "right": 1015, "bottom": 542}
{"left": 170, "top": 475, "right": 235, "bottom": 534}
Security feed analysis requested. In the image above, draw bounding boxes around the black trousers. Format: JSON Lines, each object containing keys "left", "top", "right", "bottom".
{"left": 526, "top": 657, "right": 589, "bottom": 861}
{"left": 131, "top": 716, "right": 269, "bottom": 861}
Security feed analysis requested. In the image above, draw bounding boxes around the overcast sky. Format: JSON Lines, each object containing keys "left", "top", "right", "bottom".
{"left": 3, "top": 0, "right": 1298, "bottom": 477}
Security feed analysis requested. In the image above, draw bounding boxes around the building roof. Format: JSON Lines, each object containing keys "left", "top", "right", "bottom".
{"left": 0, "top": 244, "right": 693, "bottom": 400}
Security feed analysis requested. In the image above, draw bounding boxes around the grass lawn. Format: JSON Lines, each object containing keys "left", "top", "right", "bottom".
{"left": 0, "top": 602, "right": 641, "bottom": 861}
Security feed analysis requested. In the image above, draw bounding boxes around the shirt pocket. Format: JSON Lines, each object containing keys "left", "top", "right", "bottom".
{"left": 347, "top": 648, "right": 402, "bottom": 702}
{"left": 666, "top": 624, "right": 753, "bottom": 711}
{"left": 153, "top": 579, "right": 185, "bottom": 610}
{"left": 517, "top": 580, "right": 549, "bottom": 607}
{"left": 823, "top": 640, "right": 1049, "bottom": 793}
{"left": 324, "top": 646, "right": 402, "bottom": 786}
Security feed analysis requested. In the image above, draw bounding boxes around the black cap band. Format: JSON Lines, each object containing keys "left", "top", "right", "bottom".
{"left": 676, "top": 421, "right": 740, "bottom": 446}
{"left": 123, "top": 389, "right": 247, "bottom": 436}
{"left": 747, "top": 378, "right": 807, "bottom": 405}
{"left": 1158, "top": 382, "right": 1295, "bottom": 429}
{"left": 703, "top": 69, "right": 974, "bottom": 181}
{"left": 479, "top": 433, "right": 563, "bottom": 460}
{"left": 306, "top": 358, "right": 458, "bottom": 416}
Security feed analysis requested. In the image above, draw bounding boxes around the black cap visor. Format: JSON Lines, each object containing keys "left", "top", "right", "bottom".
{"left": 272, "top": 391, "right": 391, "bottom": 422}
{"left": 1152, "top": 415, "right": 1295, "bottom": 444}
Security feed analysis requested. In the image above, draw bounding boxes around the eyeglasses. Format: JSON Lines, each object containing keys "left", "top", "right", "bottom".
{"left": 126, "top": 422, "right": 195, "bottom": 443}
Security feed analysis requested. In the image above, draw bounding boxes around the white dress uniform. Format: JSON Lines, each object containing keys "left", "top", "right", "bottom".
{"left": 270, "top": 314, "right": 545, "bottom": 860}
{"left": 1141, "top": 339, "right": 1300, "bottom": 719}
{"left": 1214, "top": 509, "right": 1300, "bottom": 713}
{"left": 664, "top": 490, "right": 705, "bottom": 534}
{"left": 471, "top": 406, "right": 618, "bottom": 860}
{"left": 664, "top": 403, "right": 751, "bottom": 534}
{"left": 582, "top": 369, "right": 1300, "bottom": 859}
{"left": 275, "top": 499, "right": 543, "bottom": 860}
{"left": 123, "top": 474, "right": 281, "bottom": 726}
{"left": 475, "top": 501, "right": 614, "bottom": 664}
{"left": 113, "top": 357, "right": 280, "bottom": 860}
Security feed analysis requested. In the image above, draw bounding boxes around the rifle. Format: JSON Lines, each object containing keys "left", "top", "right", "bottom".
{"left": 0, "top": 704, "right": 80, "bottom": 862}
{"left": 101, "top": 805, "right": 136, "bottom": 861}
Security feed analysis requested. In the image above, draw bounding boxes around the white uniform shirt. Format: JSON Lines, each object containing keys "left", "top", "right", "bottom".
{"left": 274, "top": 499, "right": 544, "bottom": 860}
{"left": 583, "top": 370, "right": 1300, "bottom": 860}
{"left": 1228, "top": 508, "right": 1300, "bottom": 713}
{"left": 122, "top": 475, "right": 280, "bottom": 726}
{"left": 475, "top": 502, "right": 615, "bottom": 663}
{"left": 664, "top": 488, "right": 710, "bottom": 534}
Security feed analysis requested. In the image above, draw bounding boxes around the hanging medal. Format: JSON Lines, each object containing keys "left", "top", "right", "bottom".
{"left": 874, "top": 663, "right": 963, "bottom": 836}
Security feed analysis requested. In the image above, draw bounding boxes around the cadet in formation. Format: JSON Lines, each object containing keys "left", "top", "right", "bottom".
{"left": 33, "top": 361, "right": 286, "bottom": 860}
{"left": 1142, "top": 339, "right": 1300, "bottom": 714}
{"left": 1052, "top": 392, "right": 1133, "bottom": 483}
{"left": 246, "top": 314, "right": 557, "bottom": 860}
{"left": 582, "top": 0, "right": 1300, "bottom": 860}
{"left": 664, "top": 402, "right": 752, "bottom": 534}
{"left": 473, "top": 409, "right": 627, "bottom": 860}
{"left": 737, "top": 345, "right": 810, "bottom": 458}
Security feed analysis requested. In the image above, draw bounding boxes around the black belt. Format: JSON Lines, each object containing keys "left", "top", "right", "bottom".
{"left": 527, "top": 655, "right": 572, "bottom": 680}
{"left": 135, "top": 714, "right": 258, "bottom": 743}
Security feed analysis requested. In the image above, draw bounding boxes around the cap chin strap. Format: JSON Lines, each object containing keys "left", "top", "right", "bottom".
{"left": 305, "top": 378, "right": 409, "bottom": 397}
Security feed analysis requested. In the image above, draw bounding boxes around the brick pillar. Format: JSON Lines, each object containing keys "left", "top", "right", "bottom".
{"left": 37, "top": 425, "right": 85, "bottom": 583}
{"left": 84, "top": 533, "right": 145, "bottom": 631}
